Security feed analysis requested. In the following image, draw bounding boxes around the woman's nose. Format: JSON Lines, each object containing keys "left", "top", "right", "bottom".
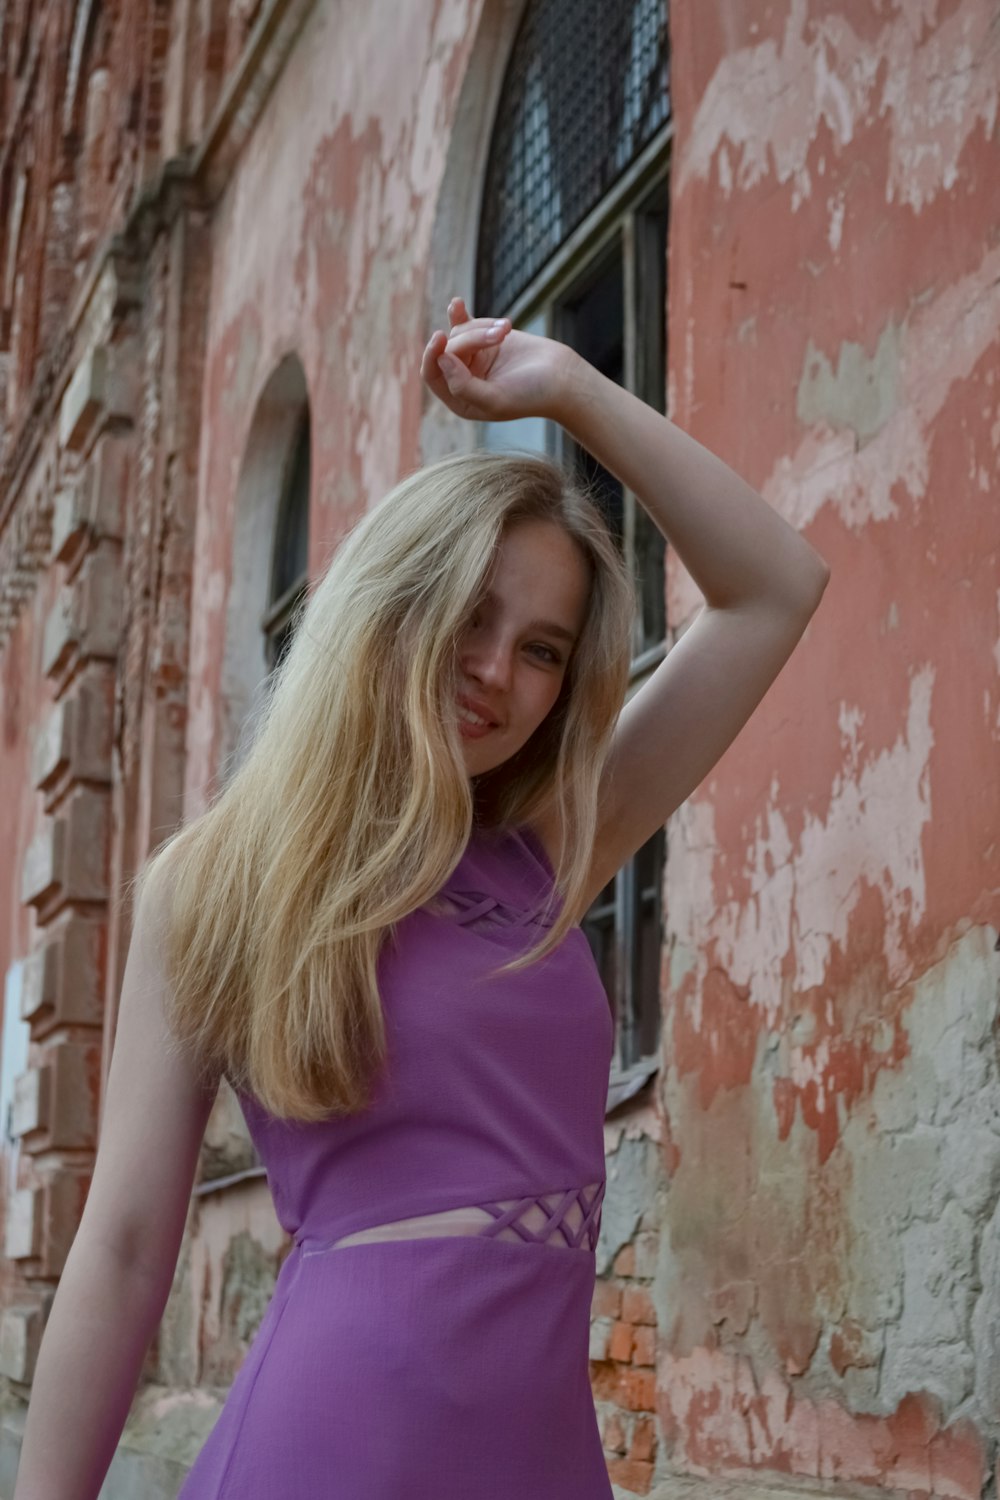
{"left": 462, "top": 639, "right": 512, "bottom": 690}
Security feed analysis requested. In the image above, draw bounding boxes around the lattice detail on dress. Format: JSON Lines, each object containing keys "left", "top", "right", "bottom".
{"left": 476, "top": 1181, "right": 605, "bottom": 1252}
{"left": 317, "top": 1181, "right": 606, "bottom": 1255}
{"left": 428, "top": 889, "right": 557, "bottom": 932}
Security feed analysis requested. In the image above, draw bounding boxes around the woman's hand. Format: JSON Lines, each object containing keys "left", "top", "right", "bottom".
{"left": 420, "top": 296, "right": 577, "bottom": 423}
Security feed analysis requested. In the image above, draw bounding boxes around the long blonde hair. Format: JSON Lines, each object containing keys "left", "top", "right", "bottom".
{"left": 142, "top": 450, "right": 635, "bottom": 1120}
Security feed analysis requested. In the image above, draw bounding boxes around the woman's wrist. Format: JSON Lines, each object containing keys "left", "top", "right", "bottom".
{"left": 541, "top": 343, "right": 598, "bottom": 428}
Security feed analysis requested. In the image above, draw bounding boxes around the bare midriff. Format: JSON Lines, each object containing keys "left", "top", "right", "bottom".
{"left": 324, "top": 1181, "right": 605, "bottom": 1252}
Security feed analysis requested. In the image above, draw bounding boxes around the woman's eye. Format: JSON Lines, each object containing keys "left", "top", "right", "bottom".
{"left": 530, "top": 644, "right": 560, "bottom": 665}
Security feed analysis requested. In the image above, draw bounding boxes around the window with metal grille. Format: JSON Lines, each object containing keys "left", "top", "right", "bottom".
{"left": 262, "top": 410, "right": 311, "bottom": 672}
{"left": 477, "top": 1, "right": 671, "bottom": 1105}
{"left": 476, "top": 0, "right": 670, "bottom": 316}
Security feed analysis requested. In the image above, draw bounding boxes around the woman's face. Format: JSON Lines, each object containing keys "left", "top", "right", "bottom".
{"left": 454, "top": 518, "right": 591, "bottom": 777}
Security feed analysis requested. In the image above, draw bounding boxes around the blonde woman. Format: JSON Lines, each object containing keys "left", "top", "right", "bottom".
{"left": 14, "top": 297, "right": 829, "bottom": 1499}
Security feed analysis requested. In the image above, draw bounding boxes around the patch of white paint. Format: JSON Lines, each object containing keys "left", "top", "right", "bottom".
{"left": 717, "top": 143, "right": 733, "bottom": 196}
{"left": 356, "top": 368, "right": 403, "bottom": 515}
{"left": 678, "top": 0, "right": 999, "bottom": 217}
{"left": 827, "top": 193, "right": 845, "bottom": 252}
{"left": 673, "top": 669, "right": 936, "bottom": 1024}
{"left": 837, "top": 701, "right": 865, "bottom": 769}
{"left": 0, "top": 964, "right": 28, "bottom": 1198}
{"left": 772, "top": 242, "right": 1000, "bottom": 533}
{"left": 665, "top": 796, "right": 719, "bottom": 1031}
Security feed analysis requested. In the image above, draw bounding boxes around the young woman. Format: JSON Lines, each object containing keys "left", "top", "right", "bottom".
{"left": 13, "top": 297, "right": 829, "bottom": 1499}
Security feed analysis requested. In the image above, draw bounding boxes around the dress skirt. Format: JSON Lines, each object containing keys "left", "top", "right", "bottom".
{"left": 176, "top": 1232, "right": 614, "bottom": 1499}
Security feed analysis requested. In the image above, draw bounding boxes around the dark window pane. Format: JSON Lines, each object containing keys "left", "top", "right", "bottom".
{"left": 264, "top": 410, "right": 311, "bottom": 671}
{"left": 556, "top": 247, "right": 625, "bottom": 548}
{"left": 477, "top": 0, "right": 671, "bottom": 313}
{"left": 634, "top": 827, "right": 665, "bottom": 1060}
{"left": 270, "top": 414, "right": 311, "bottom": 608}
{"left": 582, "top": 889, "right": 619, "bottom": 1034}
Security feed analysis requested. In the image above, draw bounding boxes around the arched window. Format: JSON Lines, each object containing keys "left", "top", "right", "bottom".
{"left": 201, "top": 362, "right": 311, "bottom": 1201}
{"left": 219, "top": 357, "right": 311, "bottom": 779}
{"left": 476, "top": 0, "right": 670, "bottom": 315}
{"left": 262, "top": 410, "right": 311, "bottom": 672}
{"left": 475, "top": 0, "right": 671, "bottom": 1100}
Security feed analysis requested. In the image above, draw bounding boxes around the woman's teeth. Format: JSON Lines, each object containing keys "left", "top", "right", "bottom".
{"left": 458, "top": 705, "right": 491, "bottom": 726}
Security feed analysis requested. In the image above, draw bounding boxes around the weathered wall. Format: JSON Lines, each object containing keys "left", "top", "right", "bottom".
{"left": 185, "top": 0, "right": 484, "bottom": 813}
{"left": 0, "top": 2, "right": 997, "bottom": 1498}
{"left": 659, "top": 2, "right": 1000, "bottom": 1495}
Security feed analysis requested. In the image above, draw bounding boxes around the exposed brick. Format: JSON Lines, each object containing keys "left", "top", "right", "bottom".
{"left": 51, "top": 434, "right": 130, "bottom": 564}
{"left": 589, "top": 1316, "right": 613, "bottom": 1362}
{"left": 632, "top": 1325, "right": 657, "bottom": 1366}
{"left": 613, "top": 1243, "right": 636, "bottom": 1277}
{"left": 10, "top": 1040, "right": 100, "bottom": 1152}
{"left": 606, "top": 1455, "right": 654, "bottom": 1493}
{"left": 0, "top": 1304, "right": 46, "bottom": 1384}
{"left": 40, "top": 1169, "right": 93, "bottom": 1280}
{"left": 10, "top": 1063, "right": 52, "bottom": 1141}
{"left": 609, "top": 1319, "right": 635, "bottom": 1362}
{"left": 592, "top": 1278, "right": 622, "bottom": 1319}
{"left": 19, "top": 916, "right": 105, "bottom": 1036}
{"left": 619, "top": 1367, "right": 656, "bottom": 1412}
{"left": 21, "top": 787, "right": 110, "bottom": 909}
{"left": 59, "top": 344, "right": 136, "bottom": 453}
{"left": 31, "top": 667, "right": 114, "bottom": 791}
{"left": 629, "top": 1415, "right": 658, "bottom": 1463}
{"left": 5, "top": 1189, "right": 42, "bottom": 1261}
{"left": 621, "top": 1285, "right": 657, "bottom": 1325}
{"left": 42, "top": 544, "right": 123, "bottom": 679}
{"left": 60, "top": 347, "right": 110, "bottom": 452}
{"left": 602, "top": 1411, "right": 627, "bottom": 1454}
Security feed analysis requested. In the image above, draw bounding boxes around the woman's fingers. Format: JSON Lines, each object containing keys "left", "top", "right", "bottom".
{"left": 444, "top": 321, "right": 509, "bottom": 357}
{"left": 422, "top": 307, "right": 510, "bottom": 417}
{"left": 421, "top": 330, "right": 481, "bottom": 409}
{"left": 447, "top": 316, "right": 508, "bottom": 339}
{"left": 420, "top": 330, "right": 452, "bottom": 400}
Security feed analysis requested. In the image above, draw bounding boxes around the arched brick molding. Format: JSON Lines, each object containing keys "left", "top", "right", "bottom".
{"left": 420, "top": 0, "right": 529, "bottom": 465}
{"left": 217, "top": 353, "right": 310, "bottom": 781}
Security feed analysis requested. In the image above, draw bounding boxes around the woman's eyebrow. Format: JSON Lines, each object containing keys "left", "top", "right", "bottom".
{"left": 480, "top": 589, "right": 577, "bottom": 644}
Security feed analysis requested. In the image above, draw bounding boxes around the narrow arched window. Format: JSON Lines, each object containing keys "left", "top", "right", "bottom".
{"left": 262, "top": 410, "right": 311, "bottom": 672}
{"left": 475, "top": 0, "right": 671, "bottom": 1100}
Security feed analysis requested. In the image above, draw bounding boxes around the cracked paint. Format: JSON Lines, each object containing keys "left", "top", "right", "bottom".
{"left": 678, "top": 0, "right": 999, "bottom": 215}
{"left": 662, "top": 0, "right": 1000, "bottom": 1489}
{"left": 184, "top": 0, "right": 481, "bottom": 811}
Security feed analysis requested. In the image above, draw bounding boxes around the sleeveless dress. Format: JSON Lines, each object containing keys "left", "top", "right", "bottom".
{"left": 176, "top": 821, "right": 615, "bottom": 1499}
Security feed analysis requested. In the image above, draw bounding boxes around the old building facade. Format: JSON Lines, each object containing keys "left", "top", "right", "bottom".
{"left": 0, "top": 0, "right": 997, "bottom": 1495}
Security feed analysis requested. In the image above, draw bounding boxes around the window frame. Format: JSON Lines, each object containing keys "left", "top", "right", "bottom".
{"left": 476, "top": 120, "right": 673, "bottom": 1103}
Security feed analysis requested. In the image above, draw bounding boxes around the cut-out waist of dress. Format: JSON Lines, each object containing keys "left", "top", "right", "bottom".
{"left": 299, "top": 1181, "right": 605, "bottom": 1256}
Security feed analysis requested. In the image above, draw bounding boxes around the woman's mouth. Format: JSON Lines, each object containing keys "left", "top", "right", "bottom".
{"left": 457, "top": 700, "right": 497, "bottom": 738}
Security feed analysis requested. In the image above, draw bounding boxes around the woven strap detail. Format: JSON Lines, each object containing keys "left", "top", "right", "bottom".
{"left": 438, "top": 889, "right": 557, "bottom": 931}
{"left": 476, "top": 1181, "right": 605, "bottom": 1251}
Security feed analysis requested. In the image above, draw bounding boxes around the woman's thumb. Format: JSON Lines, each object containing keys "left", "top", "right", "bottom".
{"left": 437, "top": 349, "right": 467, "bottom": 392}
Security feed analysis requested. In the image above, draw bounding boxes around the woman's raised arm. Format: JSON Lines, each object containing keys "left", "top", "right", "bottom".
{"left": 422, "top": 298, "right": 831, "bottom": 912}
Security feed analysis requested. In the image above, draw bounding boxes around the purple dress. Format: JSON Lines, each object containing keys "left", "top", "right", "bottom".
{"left": 176, "top": 822, "right": 615, "bottom": 1498}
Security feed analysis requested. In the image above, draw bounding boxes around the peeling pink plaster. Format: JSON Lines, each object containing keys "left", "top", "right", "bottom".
{"left": 678, "top": 0, "right": 999, "bottom": 216}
